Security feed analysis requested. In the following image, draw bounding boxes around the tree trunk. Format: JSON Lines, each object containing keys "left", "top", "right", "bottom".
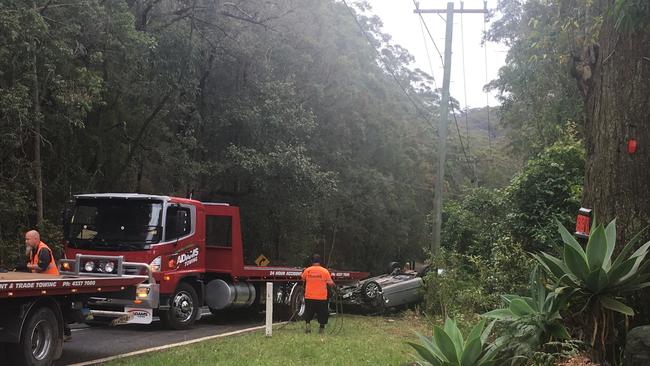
{"left": 32, "top": 52, "right": 44, "bottom": 229}
{"left": 582, "top": 11, "right": 650, "bottom": 247}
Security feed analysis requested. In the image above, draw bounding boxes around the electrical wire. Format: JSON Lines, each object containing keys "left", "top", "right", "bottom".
{"left": 460, "top": 9, "right": 471, "bottom": 160}
{"left": 411, "top": 0, "right": 444, "bottom": 66}
{"left": 418, "top": 12, "right": 438, "bottom": 90}
{"left": 483, "top": 11, "right": 492, "bottom": 156}
{"left": 451, "top": 105, "right": 476, "bottom": 180}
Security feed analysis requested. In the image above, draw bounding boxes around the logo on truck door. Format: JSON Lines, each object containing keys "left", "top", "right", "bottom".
{"left": 167, "top": 245, "right": 200, "bottom": 269}
{"left": 177, "top": 247, "right": 199, "bottom": 267}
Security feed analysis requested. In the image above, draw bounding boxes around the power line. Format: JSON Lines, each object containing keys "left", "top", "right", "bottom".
{"left": 483, "top": 10, "right": 493, "bottom": 155}
{"left": 412, "top": 0, "right": 444, "bottom": 66}
{"left": 459, "top": 7, "right": 471, "bottom": 158}
{"left": 451, "top": 104, "right": 475, "bottom": 181}
{"left": 341, "top": 0, "right": 437, "bottom": 130}
{"left": 418, "top": 12, "right": 438, "bottom": 90}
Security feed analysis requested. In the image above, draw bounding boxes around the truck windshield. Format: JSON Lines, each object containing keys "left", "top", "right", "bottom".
{"left": 66, "top": 199, "right": 163, "bottom": 251}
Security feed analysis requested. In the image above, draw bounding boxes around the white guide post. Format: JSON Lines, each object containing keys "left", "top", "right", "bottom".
{"left": 265, "top": 282, "right": 273, "bottom": 337}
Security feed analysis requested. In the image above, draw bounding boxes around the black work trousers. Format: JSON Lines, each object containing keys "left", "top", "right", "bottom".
{"left": 304, "top": 299, "right": 329, "bottom": 325}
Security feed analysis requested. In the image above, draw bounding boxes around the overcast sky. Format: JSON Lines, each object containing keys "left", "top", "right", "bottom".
{"left": 365, "top": 0, "right": 507, "bottom": 108}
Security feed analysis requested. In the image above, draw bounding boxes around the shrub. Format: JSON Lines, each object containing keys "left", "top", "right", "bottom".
{"left": 442, "top": 188, "right": 504, "bottom": 258}
{"left": 533, "top": 220, "right": 650, "bottom": 360}
{"left": 483, "top": 267, "right": 571, "bottom": 364}
{"left": 502, "top": 139, "right": 584, "bottom": 254}
{"left": 424, "top": 250, "right": 499, "bottom": 317}
{"left": 407, "top": 317, "right": 499, "bottom": 366}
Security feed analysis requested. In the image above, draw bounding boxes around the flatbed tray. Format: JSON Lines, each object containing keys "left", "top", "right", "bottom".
{"left": 0, "top": 271, "right": 146, "bottom": 299}
{"left": 238, "top": 266, "right": 368, "bottom": 283}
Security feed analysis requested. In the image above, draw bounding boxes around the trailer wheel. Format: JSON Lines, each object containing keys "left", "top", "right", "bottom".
{"left": 160, "top": 282, "right": 199, "bottom": 330}
{"left": 13, "top": 306, "right": 60, "bottom": 366}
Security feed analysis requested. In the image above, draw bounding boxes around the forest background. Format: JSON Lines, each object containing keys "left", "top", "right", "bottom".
{"left": 0, "top": 0, "right": 648, "bottom": 313}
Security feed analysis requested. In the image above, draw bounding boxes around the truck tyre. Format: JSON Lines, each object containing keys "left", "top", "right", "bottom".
{"left": 288, "top": 284, "right": 305, "bottom": 321}
{"left": 160, "top": 282, "right": 199, "bottom": 330}
{"left": 13, "top": 306, "right": 61, "bottom": 366}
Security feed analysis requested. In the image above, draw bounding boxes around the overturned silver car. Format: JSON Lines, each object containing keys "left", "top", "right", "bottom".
{"left": 337, "top": 264, "right": 428, "bottom": 311}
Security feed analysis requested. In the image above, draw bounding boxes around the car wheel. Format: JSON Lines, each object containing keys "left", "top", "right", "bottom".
{"left": 160, "top": 282, "right": 199, "bottom": 330}
{"left": 361, "top": 280, "right": 381, "bottom": 301}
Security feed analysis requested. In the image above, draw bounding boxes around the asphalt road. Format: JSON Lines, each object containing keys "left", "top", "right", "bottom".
{"left": 54, "top": 309, "right": 266, "bottom": 365}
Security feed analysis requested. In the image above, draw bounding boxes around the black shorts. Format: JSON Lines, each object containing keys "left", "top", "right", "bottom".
{"left": 304, "top": 299, "right": 329, "bottom": 325}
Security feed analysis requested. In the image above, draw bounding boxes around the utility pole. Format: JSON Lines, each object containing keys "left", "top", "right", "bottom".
{"left": 414, "top": 1, "right": 488, "bottom": 256}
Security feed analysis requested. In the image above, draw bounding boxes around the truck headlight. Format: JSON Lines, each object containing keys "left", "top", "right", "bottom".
{"left": 84, "top": 261, "right": 95, "bottom": 272}
{"left": 103, "top": 261, "right": 115, "bottom": 273}
{"left": 149, "top": 256, "right": 161, "bottom": 272}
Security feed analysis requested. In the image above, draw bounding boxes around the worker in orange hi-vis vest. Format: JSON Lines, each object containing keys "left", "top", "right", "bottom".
{"left": 300, "top": 254, "right": 334, "bottom": 334}
{"left": 24, "top": 230, "right": 60, "bottom": 276}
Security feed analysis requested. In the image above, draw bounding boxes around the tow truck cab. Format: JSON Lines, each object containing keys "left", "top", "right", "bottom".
{"left": 64, "top": 193, "right": 241, "bottom": 328}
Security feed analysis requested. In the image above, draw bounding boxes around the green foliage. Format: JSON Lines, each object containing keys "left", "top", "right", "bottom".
{"left": 613, "top": 0, "right": 650, "bottom": 33}
{"left": 432, "top": 139, "right": 582, "bottom": 319}
{"left": 442, "top": 188, "right": 503, "bottom": 258}
{"left": 407, "top": 318, "right": 499, "bottom": 366}
{"left": 502, "top": 139, "right": 584, "bottom": 253}
{"left": 527, "top": 340, "right": 586, "bottom": 366}
{"left": 0, "top": 0, "right": 443, "bottom": 272}
{"left": 485, "top": 237, "right": 533, "bottom": 296}
{"left": 483, "top": 267, "right": 571, "bottom": 365}
{"left": 488, "top": 1, "right": 587, "bottom": 158}
{"left": 534, "top": 220, "right": 650, "bottom": 317}
{"left": 424, "top": 250, "right": 500, "bottom": 317}
{"left": 534, "top": 220, "right": 650, "bottom": 354}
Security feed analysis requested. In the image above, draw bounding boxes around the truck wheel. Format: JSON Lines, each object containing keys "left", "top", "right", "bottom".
{"left": 160, "top": 283, "right": 199, "bottom": 330}
{"left": 288, "top": 284, "right": 305, "bottom": 321}
{"left": 13, "top": 307, "right": 60, "bottom": 366}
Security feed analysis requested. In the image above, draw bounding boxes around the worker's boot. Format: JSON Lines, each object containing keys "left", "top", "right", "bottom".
{"left": 305, "top": 323, "right": 311, "bottom": 333}
{"left": 319, "top": 326, "right": 325, "bottom": 334}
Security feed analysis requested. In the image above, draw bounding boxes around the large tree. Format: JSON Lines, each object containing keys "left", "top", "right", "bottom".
{"left": 582, "top": 1, "right": 650, "bottom": 245}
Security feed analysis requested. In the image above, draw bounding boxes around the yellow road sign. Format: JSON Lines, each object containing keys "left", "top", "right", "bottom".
{"left": 255, "top": 254, "right": 270, "bottom": 267}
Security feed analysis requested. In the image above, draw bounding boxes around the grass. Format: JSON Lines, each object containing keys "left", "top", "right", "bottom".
{"left": 106, "top": 312, "right": 433, "bottom": 366}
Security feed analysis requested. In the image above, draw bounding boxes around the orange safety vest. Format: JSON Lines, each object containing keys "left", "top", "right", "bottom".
{"left": 301, "top": 265, "right": 332, "bottom": 300}
{"left": 31, "top": 241, "right": 59, "bottom": 276}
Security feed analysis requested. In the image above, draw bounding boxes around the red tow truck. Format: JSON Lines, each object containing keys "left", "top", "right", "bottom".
{"left": 0, "top": 254, "right": 156, "bottom": 366}
{"left": 63, "top": 193, "right": 368, "bottom": 329}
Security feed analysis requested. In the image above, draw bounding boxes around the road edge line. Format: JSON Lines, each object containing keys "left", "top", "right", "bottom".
{"left": 67, "top": 322, "right": 288, "bottom": 366}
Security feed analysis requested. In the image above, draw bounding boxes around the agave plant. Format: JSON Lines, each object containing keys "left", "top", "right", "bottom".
{"left": 533, "top": 219, "right": 650, "bottom": 350}
{"left": 482, "top": 267, "right": 570, "bottom": 365}
{"left": 407, "top": 318, "right": 499, "bottom": 366}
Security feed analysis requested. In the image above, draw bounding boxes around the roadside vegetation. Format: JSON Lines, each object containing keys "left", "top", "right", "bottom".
{"left": 106, "top": 313, "right": 431, "bottom": 366}
{"left": 1, "top": 0, "right": 650, "bottom": 365}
